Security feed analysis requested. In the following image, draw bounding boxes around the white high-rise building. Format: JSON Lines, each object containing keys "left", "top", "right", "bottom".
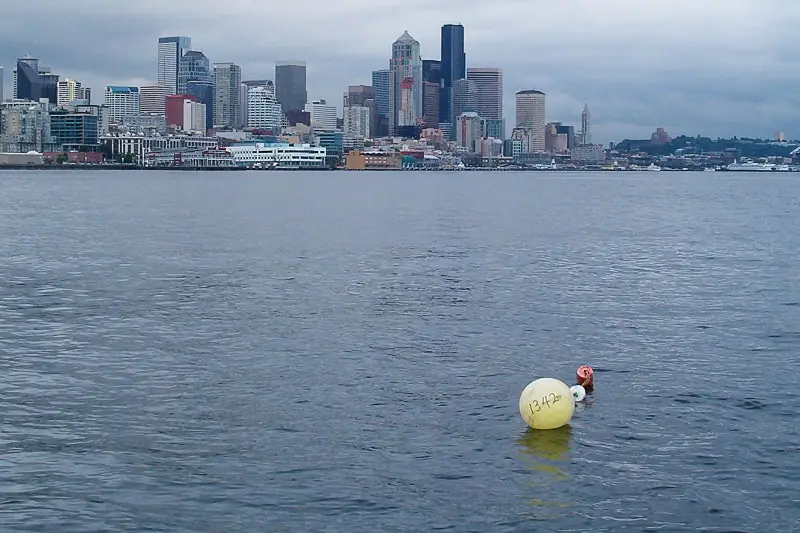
{"left": 139, "top": 83, "right": 169, "bottom": 116}
{"left": 247, "top": 86, "right": 282, "bottom": 132}
{"left": 515, "top": 90, "right": 546, "bottom": 152}
{"left": 57, "top": 78, "right": 82, "bottom": 106}
{"left": 0, "top": 67, "right": 4, "bottom": 102}
{"left": 343, "top": 106, "right": 370, "bottom": 139}
{"left": 157, "top": 36, "right": 191, "bottom": 95}
{"left": 388, "top": 31, "right": 422, "bottom": 134}
{"left": 104, "top": 86, "right": 140, "bottom": 124}
{"left": 305, "top": 99, "right": 337, "bottom": 131}
{"left": 183, "top": 100, "right": 206, "bottom": 134}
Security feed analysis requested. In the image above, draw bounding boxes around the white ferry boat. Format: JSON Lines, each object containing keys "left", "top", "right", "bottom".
{"left": 725, "top": 159, "right": 774, "bottom": 172}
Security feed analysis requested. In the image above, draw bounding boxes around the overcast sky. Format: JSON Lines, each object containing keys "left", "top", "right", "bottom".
{"left": 1, "top": 0, "right": 797, "bottom": 143}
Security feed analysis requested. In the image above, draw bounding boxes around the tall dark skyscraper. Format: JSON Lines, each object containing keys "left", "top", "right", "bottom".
{"left": 440, "top": 24, "right": 465, "bottom": 125}
{"left": 275, "top": 61, "right": 307, "bottom": 113}
{"left": 422, "top": 60, "right": 441, "bottom": 129}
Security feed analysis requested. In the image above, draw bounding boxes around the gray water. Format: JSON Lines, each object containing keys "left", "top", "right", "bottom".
{"left": 0, "top": 170, "right": 798, "bottom": 532}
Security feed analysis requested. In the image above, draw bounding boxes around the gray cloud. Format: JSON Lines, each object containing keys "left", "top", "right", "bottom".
{"left": 2, "top": 0, "right": 798, "bottom": 143}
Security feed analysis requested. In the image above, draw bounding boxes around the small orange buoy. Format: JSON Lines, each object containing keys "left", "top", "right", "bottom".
{"left": 576, "top": 365, "right": 594, "bottom": 391}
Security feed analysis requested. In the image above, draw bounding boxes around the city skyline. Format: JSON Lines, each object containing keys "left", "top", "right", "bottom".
{"left": 0, "top": 0, "right": 797, "bottom": 143}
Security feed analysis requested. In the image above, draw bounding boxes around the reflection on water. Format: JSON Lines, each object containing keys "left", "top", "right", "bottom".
{"left": 517, "top": 426, "right": 574, "bottom": 514}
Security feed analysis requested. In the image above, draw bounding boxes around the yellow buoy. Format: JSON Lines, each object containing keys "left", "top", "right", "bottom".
{"left": 519, "top": 378, "right": 575, "bottom": 430}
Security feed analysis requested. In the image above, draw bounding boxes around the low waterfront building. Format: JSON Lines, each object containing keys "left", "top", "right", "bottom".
{"left": 345, "top": 149, "right": 402, "bottom": 170}
{"left": 143, "top": 148, "right": 235, "bottom": 168}
{"left": 0, "top": 152, "right": 45, "bottom": 165}
{"left": 101, "top": 133, "right": 218, "bottom": 162}
{"left": 315, "top": 130, "right": 343, "bottom": 158}
{"left": 571, "top": 144, "right": 606, "bottom": 162}
{"left": 225, "top": 141, "right": 326, "bottom": 168}
{"left": 50, "top": 107, "right": 100, "bottom": 150}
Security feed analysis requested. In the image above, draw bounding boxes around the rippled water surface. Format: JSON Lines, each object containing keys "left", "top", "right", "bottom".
{"left": 1, "top": 170, "right": 798, "bottom": 532}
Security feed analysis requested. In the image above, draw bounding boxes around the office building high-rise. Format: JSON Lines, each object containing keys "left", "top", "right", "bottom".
{"left": 344, "top": 85, "right": 375, "bottom": 108}
{"left": 466, "top": 68, "right": 503, "bottom": 120}
{"left": 213, "top": 62, "right": 242, "bottom": 128}
{"left": 139, "top": 83, "right": 169, "bottom": 116}
{"left": 158, "top": 36, "right": 191, "bottom": 95}
{"left": 516, "top": 89, "right": 546, "bottom": 152}
{"left": 57, "top": 78, "right": 83, "bottom": 106}
{"left": 452, "top": 78, "right": 478, "bottom": 121}
{"left": 440, "top": 24, "right": 465, "bottom": 125}
{"left": 178, "top": 50, "right": 210, "bottom": 95}
{"left": 422, "top": 60, "right": 441, "bottom": 129}
{"left": 13, "top": 57, "right": 58, "bottom": 103}
{"left": 0, "top": 66, "right": 4, "bottom": 102}
{"left": 186, "top": 80, "right": 214, "bottom": 131}
{"left": 305, "top": 99, "right": 337, "bottom": 131}
{"left": 247, "top": 86, "right": 282, "bottom": 132}
{"left": 388, "top": 30, "right": 422, "bottom": 135}
{"left": 275, "top": 61, "right": 307, "bottom": 113}
{"left": 104, "top": 86, "right": 140, "bottom": 124}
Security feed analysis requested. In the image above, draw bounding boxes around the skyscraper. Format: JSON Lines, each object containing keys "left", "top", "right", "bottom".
{"left": 422, "top": 60, "right": 441, "bottom": 129}
{"left": 440, "top": 24, "right": 465, "bottom": 125}
{"left": 452, "top": 78, "right": 478, "bottom": 120}
{"left": 580, "top": 104, "right": 592, "bottom": 145}
{"left": 371, "top": 70, "right": 390, "bottom": 117}
{"left": 186, "top": 80, "right": 214, "bottom": 131}
{"left": 13, "top": 57, "right": 58, "bottom": 103}
{"left": 466, "top": 68, "right": 503, "bottom": 120}
{"left": 57, "top": 78, "right": 83, "bottom": 106}
{"left": 515, "top": 90, "right": 546, "bottom": 152}
{"left": 213, "top": 62, "right": 242, "bottom": 128}
{"left": 139, "top": 84, "right": 169, "bottom": 116}
{"left": 247, "top": 86, "right": 282, "bottom": 132}
{"left": 371, "top": 69, "right": 390, "bottom": 137}
{"left": 388, "top": 31, "right": 422, "bottom": 135}
{"left": 275, "top": 61, "right": 307, "bottom": 113}
{"left": 104, "top": 86, "right": 140, "bottom": 124}
{"left": 0, "top": 67, "right": 4, "bottom": 103}
{"left": 178, "top": 50, "right": 210, "bottom": 95}
{"left": 158, "top": 36, "right": 191, "bottom": 95}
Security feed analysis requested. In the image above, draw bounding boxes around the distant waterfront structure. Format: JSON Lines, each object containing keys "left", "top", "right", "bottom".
{"left": 213, "top": 62, "right": 242, "bottom": 128}
{"left": 515, "top": 90, "right": 546, "bottom": 152}
{"left": 388, "top": 31, "right": 422, "bottom": 135}
{"left": 157, "top": 36, "right": 191, "bottom": 95}
{"left": 247, "top": 86, "right": 282, "bottom": 132}
{"left": 579, "top": 103, "right": 592, "bottom": 145}
{"left": 104, "top": 86, "right": 140, "bottom": 124}
{"left": 139, "top": 84, "right": 169, "bottom": 116}
{"left": 275, "top": 61, "right": 307, "bottom": 113}
{"left": 305, "top": 99, "right": 337, "bottom": 131}
{"left": 440, "top": 24, "right": 466, "bottom": 126}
